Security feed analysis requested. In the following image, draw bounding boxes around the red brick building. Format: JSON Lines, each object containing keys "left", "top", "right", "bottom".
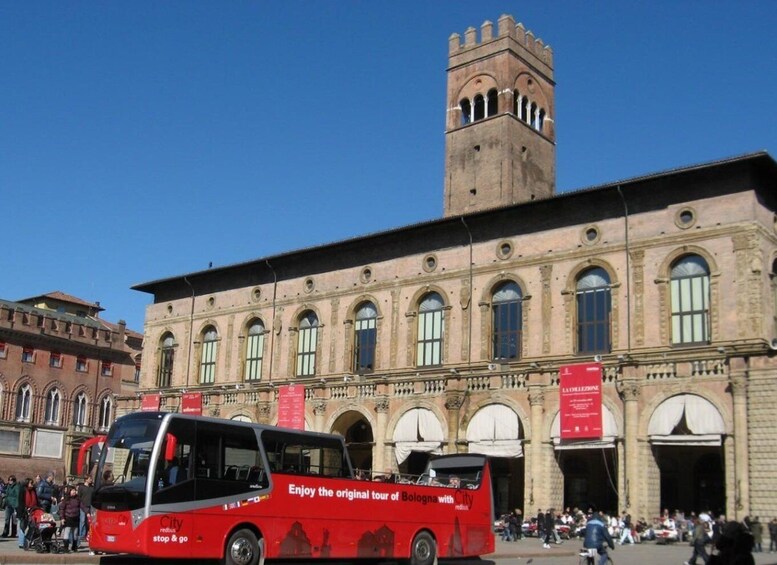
{"left": 0, "top": 292, "right": 141, "bottom": 481}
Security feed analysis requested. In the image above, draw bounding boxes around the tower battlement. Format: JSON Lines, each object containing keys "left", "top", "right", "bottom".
{"left": 448, "top": 14, "right": 553, "bottom": 69}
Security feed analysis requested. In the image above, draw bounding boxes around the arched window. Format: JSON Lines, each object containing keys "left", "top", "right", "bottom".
{"left": 98, "top": 395, "right": 112, "bottom": 431}
{"left": 492, "top": 281, "right": 523, "bottom": 360}
{"left": 486, "top": 88, "right": 498, "bottom": 117}
{"left": 671, "top": 255, "right": 710, "bottom": 345}
{"left": 530, "top": 102, "right": 538, "bottom": 129}
{"left": 199, "top": 326, "right": 218, "bottom": 384}
{"left": 513, "top": 91, "right": 521, "bottom": 116}
{"left": 417, "top": 292, "right": 444, "bottom": 367}
{"left": 158, "top": 333, "right": 175, "bottom": 388}
{"left": 44, "top": 388, "right": 61, "bottom": 425}
{"left": 538, "top": 109, "right": 546, "bottom": 132}
{"left": 473, "top": 94, "right": 485, "bottom": 121}
{"left": 460, "top": 98, "right": 472, "bottom": 126}
{"left": 520, "top": 97, "right": 529, "bottom": 122}
{"left": 245, "top": 320, "right": 265, "bottom": 381}
{"left": 73, "top": 392, "right": 88, "bottom": 430}
{"left": 297, "top": 312, "right": 319, "bottom": 377}
{"left": 354, "top": 302, "right": 377, "bottom": 373}
{"left": 576, "top": 267, "right": 612, "bottom": 354}
{"left": 16, "top": 384, "right": 32, "bottom": 423}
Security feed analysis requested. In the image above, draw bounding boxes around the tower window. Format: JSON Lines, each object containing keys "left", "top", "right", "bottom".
{"left": 487, "top": 89, "right": 498, "bottom": 117}
{"left": 460, "top": 98, "right": 472, "bottom": 125}
{"left": 473, "top": 94, "right": 485, "bottom": 121}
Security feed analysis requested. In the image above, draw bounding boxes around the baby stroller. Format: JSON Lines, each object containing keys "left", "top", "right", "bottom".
{"left": 23, "top": 507, "right": 66, "bottom": 553}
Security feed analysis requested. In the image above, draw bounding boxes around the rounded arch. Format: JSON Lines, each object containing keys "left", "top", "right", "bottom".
{"left": 326, "top": 402, "right": 376, "bottom": 434}
{"left": 407, "top": 285, "right": 449, "bottom": 313}
{"left": 389, "top": 404, "right": 447, "bottom": 466}
{"left": 465, "top": 402, "right": 525, "bottom": 457}
{"left": 479, "top": 273, "right": 530, "bottom": 304}
{"left": 456, "top": 72, "right": 500, "bottom": 105}
{"left": 239, "top": 313, "right": 268, "bottom": 335}
{"left": 11, "top": 376, "right": 38, "bottom": 397}
{"left": 345, "top": 294, "right": 384, "bottom": 321}
{"left": 658, "top": 245, "right": 720, "bottom": 278}
{"left": 41, "top": 379, "right": 67, "bottom": 399}
{"left": 640, "top": 389, "right": 732, "bottom": 438}
{"left": 156, "top": 328, "right": 177, "bottom": 347}
{"left": 230, "top": 414, "right": 253, "bottom": 423}
{"left": 463, "top": 394, "right": 531, "bottom": 438}
{"left": 386, "top": 401, "right": 448, "bottom": 442}
{"left": 513, "top": 71, "right": 551, "bottom": 112}
{"left": 195, "top": 320, "right": 222, "bottom": 339}
{"left": 565, "top": 259, "right": 620, "bottom": 293}
{"left": 288, "top": 303, "right": 324, "bottom": 328}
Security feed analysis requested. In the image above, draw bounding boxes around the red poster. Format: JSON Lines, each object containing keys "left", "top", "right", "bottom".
{"left": 559, "top": 363, "right": 603, "bottom": 439}
{"left": 277, "top": 384, "right": 305, "bottom": 430}
{"left": 140, "top": 393, "right": 161, "bottom": 412}
{"left": 181, "top": 392, "right": 203, "bottom": 415}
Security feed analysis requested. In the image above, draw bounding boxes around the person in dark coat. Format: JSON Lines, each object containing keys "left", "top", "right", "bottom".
{"left": 59, "top": 487, "right": 81, "bottom": 552}
{"left": 708, "top": 521, "right": 754, "bottom": 565}
{"left": 685, "top": 517, "right": 710, "bottom": 564}
{"left": 2, "top": 475, "right": 20, "bottom": 537}
{"left": 543, "top": 509, "right": 556, "bottom": 548}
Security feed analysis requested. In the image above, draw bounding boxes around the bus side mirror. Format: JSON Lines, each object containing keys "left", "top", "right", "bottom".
{"left": 164, "top": 434, "right": 178, "bottom": 461}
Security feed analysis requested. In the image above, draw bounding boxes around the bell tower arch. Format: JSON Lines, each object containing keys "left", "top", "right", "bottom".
{"left": 444, "top": 14, "right": 556, "bottom": 216}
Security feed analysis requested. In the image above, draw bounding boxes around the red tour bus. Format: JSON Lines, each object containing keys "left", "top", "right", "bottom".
{"left": 90, "top": 412, "right": 494, "bottom": 565}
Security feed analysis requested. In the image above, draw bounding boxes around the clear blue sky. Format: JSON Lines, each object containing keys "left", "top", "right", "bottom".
{"left": 2, "top": 2, "right": 776, "bottom": 332}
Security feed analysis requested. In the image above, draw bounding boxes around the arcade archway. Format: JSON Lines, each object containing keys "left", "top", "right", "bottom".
{"left": 332, "top": 411, "right": 374, "bottom": 474}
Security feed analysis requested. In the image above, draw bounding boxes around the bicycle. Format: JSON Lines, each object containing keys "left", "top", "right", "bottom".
{"left": 578, "top": 547, "right": 613, "bottom": 565}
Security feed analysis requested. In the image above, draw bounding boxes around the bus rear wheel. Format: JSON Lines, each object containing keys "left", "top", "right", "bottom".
{"left": 410, "top": 531, "right": 436, "bottom": 565}
{"left": 224, "top": 528, "right": 261, "bottom": 565}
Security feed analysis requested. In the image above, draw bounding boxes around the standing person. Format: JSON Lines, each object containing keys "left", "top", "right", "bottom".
{"left": 619, "top": 511, "right": 634, "bottom": 545}
{"left": 36, "top": 474, "right": 55, "bottom": 513}
{"left": 59, "top": 487, "right": 81, "bottom": 552}
{"left": 543, "top": 508, "right": 555, "bottom": 549}
{"left": 2, "top": 476, "right": 20, "bottom": 537}
{"left": 583, "top": 509, "right": 614, "bottom": 565}
{"left": 708, "top": 521, "right": 754, "bottom": 565}
{"left": 768, "top": 518, "right": 777, "bottom": 553}
{"left": 684, "top": 517, "right": 710, "bottom": 565}
{"left": 511, "top": 508, "right": 523, "bottom": 540}
{"left": 750, "top": 517, "right": 763, "bottom": 552}
{"left": 536, "top": 508, "right": 544, "bottom": 540}
{"left": 17, "top": 478, "right": 38, "bottom": 549}
{"left": 77, "top": 476, "right": 94, "bottom": 543}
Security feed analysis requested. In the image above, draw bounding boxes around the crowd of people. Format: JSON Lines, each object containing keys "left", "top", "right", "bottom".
{"left": 497, "top": 506, "right": 767, "bottom": 564}
{"left": 0, "top": 473, "right": 93, "bottom": 553}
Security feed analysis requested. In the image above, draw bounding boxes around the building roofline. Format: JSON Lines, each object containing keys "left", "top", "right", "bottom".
{"left": 132, "top": 151, "right": 775, "bottom": 294}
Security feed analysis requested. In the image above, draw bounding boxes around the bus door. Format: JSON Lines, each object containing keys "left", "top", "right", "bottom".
{"left": 149, "top": 418, "right": 196, "bottom": 558}
{"left": 190, "top": 420, "right": 268, "bottom": 555}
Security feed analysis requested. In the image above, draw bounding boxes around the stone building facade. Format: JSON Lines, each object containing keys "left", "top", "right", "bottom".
{"left": 122, "top": 15, "right": 777, "bottom": 522}
{"left": 0, "top": 292, "right": 142, "bottom": 480}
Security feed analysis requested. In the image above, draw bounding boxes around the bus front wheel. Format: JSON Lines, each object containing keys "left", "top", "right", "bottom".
{"left": 224, "top": 528, "right": 261, "bottom": 565}
{"left": 410, "top": 532, "right": 436, "bottom": 565}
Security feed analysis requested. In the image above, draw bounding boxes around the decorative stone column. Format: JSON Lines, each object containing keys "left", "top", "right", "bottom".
{"left": 374, "top": 397, "right": 389, "bottom": 473}
{"left": 618, "top": 374, "right": 640, "bottom": 513}
{"left": 445, "top": 393, "right": 465, "bottom": 454}
{"left": 313, "top": 400, "right": 327, "bottom": 434}
{"left": 730, "top": 369, "right": 749, "bottom": 519}
{"left": 528, "top": 386, "right": 545, "bottom": 506}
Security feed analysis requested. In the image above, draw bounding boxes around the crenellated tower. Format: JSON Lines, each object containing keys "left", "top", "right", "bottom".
{"left": 444, "top": 14, "right": 556, "bottom": 216}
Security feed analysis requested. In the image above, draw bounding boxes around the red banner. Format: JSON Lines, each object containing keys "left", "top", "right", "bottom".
{"left": 181, "top": 392, "right": 203, "bottom": 415}
{"left": 140, "top": 393, "right": 161, "bottom": 412}
{"left": 277, "top": 384, "right": 305, "bottom": 430}
{"left": 559, "top": 363, "right": 603, "bottom": 439}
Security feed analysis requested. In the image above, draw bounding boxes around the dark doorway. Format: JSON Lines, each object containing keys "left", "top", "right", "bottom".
{"left": 557, "top": 449, "right": 618, "bottom": 513}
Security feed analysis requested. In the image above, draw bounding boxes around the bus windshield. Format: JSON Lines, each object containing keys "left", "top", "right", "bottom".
{"left": 92, "top": 413, "right": 164, "bottom": 511}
